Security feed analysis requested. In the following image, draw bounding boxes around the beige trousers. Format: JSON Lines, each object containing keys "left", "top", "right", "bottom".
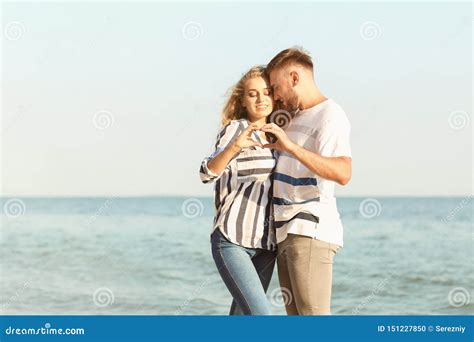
{"left": 277, "top": 233, "right": 341, "bottom": 315}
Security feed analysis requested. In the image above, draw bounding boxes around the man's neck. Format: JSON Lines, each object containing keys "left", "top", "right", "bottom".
{"left": 299, "top": 88, "right": 328, "bottom": 110}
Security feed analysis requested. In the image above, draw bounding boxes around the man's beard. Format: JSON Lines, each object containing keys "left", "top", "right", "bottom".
{"left": 281, "top": 89, "right": 299, "bottom": 113}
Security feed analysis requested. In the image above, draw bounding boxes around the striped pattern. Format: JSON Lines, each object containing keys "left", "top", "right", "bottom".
{"left": 274, "top": 212, "right": 319, "bottom": 228}
{"left": 273, "top": 99, "right": 352, "bottom": 247}
{"left": 200, "top": 119, "right": 277, "bottom": 250}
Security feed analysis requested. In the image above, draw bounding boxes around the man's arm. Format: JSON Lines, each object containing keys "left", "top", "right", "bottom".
{"left": 287, "top": 144, "right": 351, "bottom": 185}
{"left": 261, "top": 123, "right": 352, "bottom": 186}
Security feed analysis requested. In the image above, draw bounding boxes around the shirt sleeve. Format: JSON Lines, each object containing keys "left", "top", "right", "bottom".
{"left": 317, "top": 111, "right": 352, "bottom": 158}
{"left": 199, "top": 120, "right": 244, "bottom": 183}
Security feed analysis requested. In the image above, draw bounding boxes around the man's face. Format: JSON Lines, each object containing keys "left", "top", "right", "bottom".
{"left": 269, "top": 68, "right": 299, "bottom": 112}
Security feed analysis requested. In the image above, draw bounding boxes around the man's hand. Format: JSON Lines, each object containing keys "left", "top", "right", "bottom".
{"left": 260, "top": 123, "right": 296, "bottom": 152}
{"left": 260, "top": 123, "right": 352, "bottom": 185}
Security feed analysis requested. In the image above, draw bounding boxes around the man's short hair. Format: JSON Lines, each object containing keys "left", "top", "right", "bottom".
{"left": 266, "top": 47, "right": 313, "bottom": 75}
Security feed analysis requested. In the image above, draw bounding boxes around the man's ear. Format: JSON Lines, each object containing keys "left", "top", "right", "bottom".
{"left": 289, "top": 70, "right": 299, "bottom": 86}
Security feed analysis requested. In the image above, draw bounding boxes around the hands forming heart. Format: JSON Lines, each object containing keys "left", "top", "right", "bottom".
{"left": 234, "top": 123, "right": 295, "bottom": 152}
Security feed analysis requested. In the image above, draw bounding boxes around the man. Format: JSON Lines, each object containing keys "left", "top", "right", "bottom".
{"left": 261, "top": 47, "right": 352, "bottom": 315}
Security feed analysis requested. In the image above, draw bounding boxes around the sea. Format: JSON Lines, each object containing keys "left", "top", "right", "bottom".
{"left": 1, "top": 196, "right": 472, "bottom": 315}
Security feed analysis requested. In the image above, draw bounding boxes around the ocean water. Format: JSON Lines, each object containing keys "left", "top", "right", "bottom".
{"left": 0, "top": 196, "right": 472, "bottom": 315}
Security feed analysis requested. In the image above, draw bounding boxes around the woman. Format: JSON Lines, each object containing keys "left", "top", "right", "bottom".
{"left": 199, "top": 65, "right": 277, "bottom": 315}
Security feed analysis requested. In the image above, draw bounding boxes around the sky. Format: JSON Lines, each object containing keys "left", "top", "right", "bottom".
{"left": 1, "top": 1, "right": 472, "bottom": 197}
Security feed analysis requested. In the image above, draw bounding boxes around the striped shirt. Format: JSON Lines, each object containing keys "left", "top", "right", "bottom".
{"left": 199, "top": 119, "right": 277, "bottom": 251}
{"left": 273, "top": 99, "right": 352, "bottom": 247}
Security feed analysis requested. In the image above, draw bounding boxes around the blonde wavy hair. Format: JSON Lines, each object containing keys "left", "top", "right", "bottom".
{"left": 220, "top": 65, "right": 269, "bottom": 127}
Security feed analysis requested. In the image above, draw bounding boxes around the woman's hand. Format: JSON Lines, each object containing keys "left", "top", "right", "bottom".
{"left": 260, "top": 123, "right": 295, "bottom": 152}
{"left": 232, "top": 123, "right": 264, "bottom": 150}
{"left": 207, "top": 122, "right": 263, "bottom": 176}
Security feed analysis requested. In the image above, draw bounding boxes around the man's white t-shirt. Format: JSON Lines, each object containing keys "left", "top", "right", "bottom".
{"left": 273, "top": 98, "right": 352, "bottom": 247}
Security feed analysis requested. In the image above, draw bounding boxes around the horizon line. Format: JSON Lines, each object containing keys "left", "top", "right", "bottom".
{"left": 0, "top": 194, "right": 472, "bottom": 199}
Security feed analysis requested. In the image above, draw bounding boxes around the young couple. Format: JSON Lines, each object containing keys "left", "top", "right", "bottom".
{"left": 199, "top": 47, "right": 352, "bottom": 315}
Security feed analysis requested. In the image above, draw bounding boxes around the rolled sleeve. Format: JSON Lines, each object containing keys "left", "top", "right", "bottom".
{"left": 199, "top": 120, "right": 243, "bottom": 184}
{"left": 199, "top": 151, "right": 223, "bottom": 183}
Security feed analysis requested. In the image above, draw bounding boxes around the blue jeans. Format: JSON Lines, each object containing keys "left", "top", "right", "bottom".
{"left": 211, "top": 229, "right": 277, "bottom": 315}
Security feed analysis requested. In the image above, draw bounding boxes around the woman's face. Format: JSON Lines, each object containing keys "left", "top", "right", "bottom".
{"left": 241, "top": 76, "right": 274, "bottom": 122}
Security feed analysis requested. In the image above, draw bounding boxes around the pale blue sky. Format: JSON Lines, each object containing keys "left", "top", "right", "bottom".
{"left": 1, "top": 1, "right": 472, "bottom": 197}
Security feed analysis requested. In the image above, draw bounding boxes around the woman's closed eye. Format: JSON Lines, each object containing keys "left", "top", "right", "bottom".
{"left": 248, "top": 89, "right": 272, "bottom": 97}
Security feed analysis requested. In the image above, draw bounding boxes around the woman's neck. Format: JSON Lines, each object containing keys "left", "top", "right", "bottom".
{"left": 248, "top": 117, "right": 267, "bottom": 126}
